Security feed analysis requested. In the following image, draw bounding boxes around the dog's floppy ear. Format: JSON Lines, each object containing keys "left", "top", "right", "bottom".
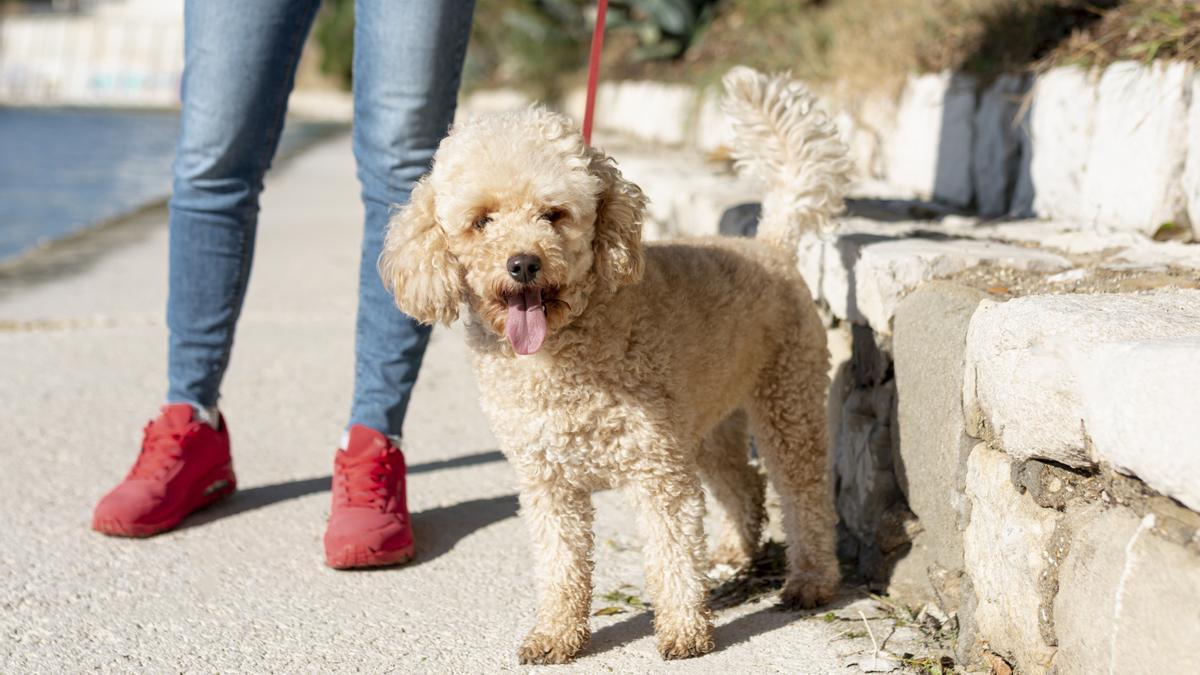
{"left": 588, "top": 148, "right": 647, "bottom": 293}
{"left": 378, "top": 177, "right": 462, "bottom": 325}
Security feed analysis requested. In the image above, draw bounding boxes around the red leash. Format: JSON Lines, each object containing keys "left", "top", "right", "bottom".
{"left": 582, "top": 0, "right": 609, "bottom": 146}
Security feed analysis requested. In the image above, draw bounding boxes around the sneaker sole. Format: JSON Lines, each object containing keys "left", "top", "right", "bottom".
{"left": 325, "top": 542, "right": 416, "bottom": 570}
{"left": 92, "top": 464, "right": 237, "bottom": 538}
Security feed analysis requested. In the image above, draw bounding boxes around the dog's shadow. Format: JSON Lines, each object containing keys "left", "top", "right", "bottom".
{"left": 179, "top": 449, "right": 516, "bottom": 565}
{"left": 587, "top": 593, "right": 865, "bottom": 659}
{"left": 586, "top": 542, "right": 863, "bottom": 658}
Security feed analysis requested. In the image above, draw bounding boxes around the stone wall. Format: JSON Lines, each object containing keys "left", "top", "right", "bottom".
{"left": 789, "top": 214, "right": 1200, "bottom": 673}
{"left": 612, "top": 143, "right": 1200, "bottom": 674}
{"left": 610, "top": 138, "right": 1200, "bottom": 671}
{"left": 564, "top": 61, "right": 1200, "bottom": 239}
{"left": 894, "top": 285, "right": 1200, "bottom": 673}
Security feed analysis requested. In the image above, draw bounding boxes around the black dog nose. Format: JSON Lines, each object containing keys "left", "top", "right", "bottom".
{"left": 506, "top": 254, "right": 541, "bottom": 284}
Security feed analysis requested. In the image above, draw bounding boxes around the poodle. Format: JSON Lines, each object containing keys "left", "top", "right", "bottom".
{"left": 379, "top": 67, "right": 851, "bottom": 663}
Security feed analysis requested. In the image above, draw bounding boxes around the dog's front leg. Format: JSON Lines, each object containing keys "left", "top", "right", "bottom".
{"left": 516, "top": 480, "right": 594, "bottom": 665}
{"left": 631, "top": 472, "right": 715, "bottom": 659}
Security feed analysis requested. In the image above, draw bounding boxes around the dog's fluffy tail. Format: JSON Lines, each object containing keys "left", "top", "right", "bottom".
{"left": 722, "top": 67, "right": 851, "bottom": 256}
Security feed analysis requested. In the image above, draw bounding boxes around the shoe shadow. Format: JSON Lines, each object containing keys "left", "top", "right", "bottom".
{"left": 408, "top": 493, "right": 520, "bottom": 567}
{"left": 178, "top": 449, "right": 506, "bottom": 531}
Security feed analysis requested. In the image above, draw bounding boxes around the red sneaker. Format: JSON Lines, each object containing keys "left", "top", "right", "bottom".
{"left": 92, "top": 404, "right": 236, "bottom": 537}
{"left": 324, "top": 425, "right": 415, "bottom": 569}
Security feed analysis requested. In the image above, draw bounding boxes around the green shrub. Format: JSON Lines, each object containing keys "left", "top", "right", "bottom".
{"left": 313, "top": 0, "right": 354, "bottom": 87}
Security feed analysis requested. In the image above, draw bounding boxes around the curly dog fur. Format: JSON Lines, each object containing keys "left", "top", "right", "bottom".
{"left": 380, "top": 67, "right": 852, "bottom": 663}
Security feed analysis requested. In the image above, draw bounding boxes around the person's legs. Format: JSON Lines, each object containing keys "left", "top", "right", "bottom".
{"left": 94, "top": 0, "right": 322, "bottom": 538}
{"left": 347, "top": 0, "right": 476, "bottom": 436}
{"left": 167, "top": 0, "right": 322, "bottom": 411}
{"left": 324, "top": 0, "right": 475, "bottom": 568}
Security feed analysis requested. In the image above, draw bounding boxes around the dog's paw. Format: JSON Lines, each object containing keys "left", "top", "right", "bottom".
{"left": 709, "top": 540, "right": 756, "bottom": 571}
{"left": 778, "top": 573, "right": 838, "bottom": 610}
{"left": 655, "top": 614, "right": 714, "bottom": 660}
{"left": 517, "top": 626, "right": 589, "bottom": 665}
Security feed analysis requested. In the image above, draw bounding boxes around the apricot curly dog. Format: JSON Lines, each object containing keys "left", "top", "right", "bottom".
{"left": 380, "top": 67, "right": 851, "bottom": 663}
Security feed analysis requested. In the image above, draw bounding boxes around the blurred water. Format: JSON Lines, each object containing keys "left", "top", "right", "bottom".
{"left": 0, "top": 107, "right": 336, "bottom": 262}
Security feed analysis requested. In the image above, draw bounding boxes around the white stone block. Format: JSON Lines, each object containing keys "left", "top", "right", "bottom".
{"left": 461, "top": 88, "right": 531, "bottom": 116}
{"left": 561, "top": 86, "right": 587, "bottom": 122}
{"left": 797, "top": 220, "right": 917, "bottom": 322}
{"left": 851, "top": 237, "right": 1069, "bottom": 333}
{"left": 1106, "top": 239, "right": 1200, "bottom": 271}
{"left": 973, "top": 75, "right": 1028, "bottom": 217}
{"left": 617, "top": 153, "right": 759, "bottom": 240}
{"left": 1187, "top": 72, "right": 1200, "bottom": 238}
{"left": 855, "top": 93, "right": 898, "bottom": 180}
{"left": 963, "top": 445, "right": 1059, "bottom": 670}
{"left": 595, "top": 81, "right": 696, "bottom": 147}
{"left": 955, "top": 219, "right": 1077, "bottom": 246}
{"left": 798, "top": 222, "right": 1071, "bottom": 332}
{"left": 886, "top": 72, "right": 976, "bottom": 207}
{"left": 694, "top": 89, "right": 734, "bottom": 153}
{"left": 803, "top": 232, "right": 856, "bottom": 317}
{"left": 963, "top": 290, "right": 1200, "bottom": 468}
{"left": 1009, "top": 109, "right": 1035, "bottom": 218}
{"left": 1070, "top": 338, "right": 1200, "bottom": 511}
{"left": 1054, "top": 508, "right": 1200, "bottom": 675}
{"left": 1040, "top": 229, "right": 1145, "bottom": 255}
{"left": 1030, "top": 67, "right": 1098, "bottom": 222}
{"left": 1079, "top": 61, "right": 1192, "bottom": 235}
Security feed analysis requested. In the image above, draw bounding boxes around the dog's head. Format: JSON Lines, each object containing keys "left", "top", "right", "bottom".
{"left": 379, "top": 108, "right": 646, "bottom": 355}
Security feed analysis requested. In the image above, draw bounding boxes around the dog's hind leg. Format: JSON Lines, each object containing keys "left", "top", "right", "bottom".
{"left": 697, "top": 410, "right": 765, "bottom": 570}
{"left": 747, "top": 330, "right": 840, "bottom": 609}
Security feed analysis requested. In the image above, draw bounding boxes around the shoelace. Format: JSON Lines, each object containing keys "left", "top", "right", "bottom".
{"left": 129, "top": 418, "right": 191, "bottom": 480}
{"left": 335, "top": 448, "right": 401, "bottom": 510}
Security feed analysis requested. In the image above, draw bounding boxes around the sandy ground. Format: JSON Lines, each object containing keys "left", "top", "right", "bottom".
{"left": 0, "top": 134, "right": 899, "bottom": 673}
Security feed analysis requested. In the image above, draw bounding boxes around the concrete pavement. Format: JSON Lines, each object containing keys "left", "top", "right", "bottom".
{"left": 0, "top": 133, "right": 902, "bottom": 673}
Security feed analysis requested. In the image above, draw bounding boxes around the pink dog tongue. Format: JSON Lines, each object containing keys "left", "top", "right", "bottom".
{"left": 506, "top": 288, "right": 547, "bottom": 355}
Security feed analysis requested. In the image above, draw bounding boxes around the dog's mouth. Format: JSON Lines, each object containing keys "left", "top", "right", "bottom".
{"left": 504, "top": 287, "right": 550, "bottom": 355}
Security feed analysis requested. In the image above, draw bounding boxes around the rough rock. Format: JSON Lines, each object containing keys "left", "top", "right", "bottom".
{"left": 1053, "top": 507, "right": 1200, "bottom": 674}
{"left": 890, "top": 283, "right": 987, "bottom": 607}
{"left": 717, "top": 202, "right": 761, "bottom": 238}
{"left": 886, "top": 71, "right": 976, "bottom": 207}
{"left": 1038, "top": 230, "right": 1145, "bottom": 256}
{"left": 851, "top": 236, "right": 1068, "bottom": 333}
{"left": 1079, "top": 61, "right": 1192, "bottom": 235}
{"left": 972, "top": 75, "right": 1029, "bottom": 217}
{"left": 826, "top": 325, "right": 854, "bottom": 451}
{"left": 963, "top": 290, "right": 1200, "bottom": 468}
{"left": 1030, "top": 67, "right": 1098, "bottom": 222}
{"left": 798, "top": 225, "right": 1070, "bottom": 333}
{"left": 1069, "top": 337, "right": 1200, "bottom": 512}
{"left": 830, "top": 323, "right": 906, "bottom": 583}
{"left": 833, "top": 373, "right": 899, "bottom": 552}
{"left": 963, "top": 445, "right": 1059, "bottom": 671}
{"left": 1105, "top": 240, "right": 1200, "bottom": 271}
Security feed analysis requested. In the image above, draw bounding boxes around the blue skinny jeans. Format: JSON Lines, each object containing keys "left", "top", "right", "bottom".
{"left": 166, "top": 0, "right": 474, "bottom": 436}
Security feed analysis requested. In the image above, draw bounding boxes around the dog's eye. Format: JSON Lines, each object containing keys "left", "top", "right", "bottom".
{"left": 472, "top": 214, "right": 492, "bottom": 231}
{"left": 541, "top": 208, "right": 566, "bottom": 225}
